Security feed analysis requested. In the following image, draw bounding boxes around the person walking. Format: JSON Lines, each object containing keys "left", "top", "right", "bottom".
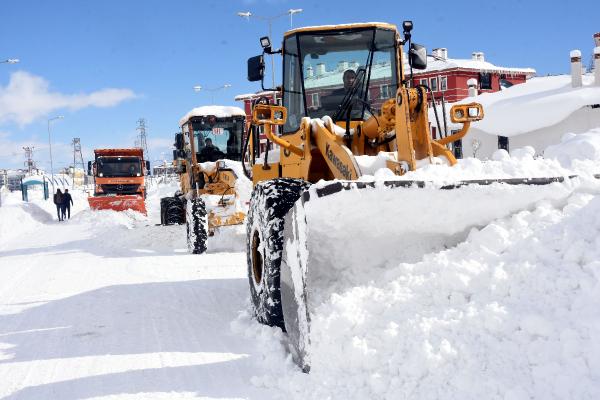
{"left": 53, "top": 189, "right": 64, "bottom": 221}
{"left": 62, "top": 189, "right": 73, "bottom": 220}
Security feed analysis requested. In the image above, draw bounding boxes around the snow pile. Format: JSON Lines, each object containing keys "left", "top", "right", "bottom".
{"left": 0, "top": 193, "right": 52, "bottom": 245}
{"left": 236, "top": 133, "right": 600, "bottom": 398}
{"left": 460, "top": 74, "right": 600, "bottom": 136}
{"left": 243, "top": 183, "right": 600, "bottom": 399}
{"left": 300, "top": 191, "right": 600, "bottom": 399}
{"left": 353, "top": 127, "right": 600, "bottom": 184}
{"left": 545, "top": 128, "right": 600, "bottom": 168}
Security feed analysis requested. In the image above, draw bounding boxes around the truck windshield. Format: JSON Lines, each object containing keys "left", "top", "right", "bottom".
{"left": 191, "top": 118, "right": 244, "bottom": 162}
{"left": 96, "top": 157, "right": 142, "bottom": 177}
{"left": 282, "top": 27, "right": 398, "bottom": 132}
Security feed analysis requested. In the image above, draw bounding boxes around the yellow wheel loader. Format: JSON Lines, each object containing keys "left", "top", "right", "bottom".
{"left": 160, "top": 106, "right": 248, "bottom": 254}
{"left": 242, "top": 22, "right": 579, "bottom": 371}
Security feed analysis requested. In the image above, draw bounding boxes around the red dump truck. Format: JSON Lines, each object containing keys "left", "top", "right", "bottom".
{"left": 87, "top": 148, "right": 149, "bottom": 214}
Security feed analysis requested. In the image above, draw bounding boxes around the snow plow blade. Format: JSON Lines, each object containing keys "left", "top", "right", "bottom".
{"left": 279, "top": 176, "right": 582, "bottom": 371}
{"left": 88, "top": 195, "right": 147, "bottom": 214}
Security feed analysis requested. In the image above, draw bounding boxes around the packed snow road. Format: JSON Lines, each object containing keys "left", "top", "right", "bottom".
{"left": 3, "top": 134, "right": 600, "bottom": 399}
{"left": 0, "top": 186, "right": 282, "bottom": 399}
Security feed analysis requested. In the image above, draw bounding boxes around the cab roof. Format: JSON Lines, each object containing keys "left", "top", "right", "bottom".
{"left": 179, "top": 105, "right": 246, "bottom": 127}
{"left": 284, "top": 22, "right": 398, "bottom": 38}
{"left": 94, "top": 148, "right": 144, "bottom": 157}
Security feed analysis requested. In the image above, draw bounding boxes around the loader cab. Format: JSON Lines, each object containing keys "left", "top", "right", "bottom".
{"left": 181, "top": 114, "right": 246, "bottom": 163}
{"left": 281, "top": 24, "right": 401, "bottom": 133}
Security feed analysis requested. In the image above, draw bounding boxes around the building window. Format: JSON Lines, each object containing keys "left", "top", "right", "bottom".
{"left": 310, "top": 93, "right": 320, "bottom": 107}
{"left": 480, "top": 73, "right": 492, "bottom": 90}
{"left": 499, "top": 78, "right": 513, "bottom": 90}
{"left": 453, "top": 138, "right": 463, "bottom": 159}
{"left": 498, "top": 135, "right": 509, "bottom": 151}
{"left": 380, "top": 84, "right": 392, "bottom": 99}
{"left": 440, "top": 76, "right": 448, "bottom": 91}
{"left": 419, "top": 78, "right": 428, "bottom": 87}
{"left": 430, "top": 77, "right": 438, "bottom": 91}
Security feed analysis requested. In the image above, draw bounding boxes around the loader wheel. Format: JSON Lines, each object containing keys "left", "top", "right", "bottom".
{"left": 246, "top": 178, "right": 311, "bottom": 329}
{"left": 160, "top": 196, "right": 185, "bottom": 225}
{"left": 186, "top": 197, "right": 208, "bottom": 254}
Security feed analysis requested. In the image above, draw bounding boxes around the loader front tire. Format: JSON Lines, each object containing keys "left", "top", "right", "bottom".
{"left": 160, "top": 196, "right": 185, "bottom": 225}
{"left": 186, "top": 197, "right": 208, "bottom": 254}
{"left": 246, "top": 178, "right": 310, "bottom": 329}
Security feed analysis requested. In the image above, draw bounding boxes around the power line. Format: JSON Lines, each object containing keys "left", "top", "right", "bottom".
{"left": 23, "top": 146, "right": 36, "bottom": 173}
{"left": 136, "top": 118, "right": 149, "bottom": 156}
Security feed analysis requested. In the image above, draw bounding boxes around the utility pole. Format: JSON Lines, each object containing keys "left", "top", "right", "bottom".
{"left": 72, "top": 138, "right": 85, "bottom": 187}
{"left": 136, "top": 118, "right": 149, "bottom": 157}
{"left": 23, "top": 146, "right": 35, "bottom": 174}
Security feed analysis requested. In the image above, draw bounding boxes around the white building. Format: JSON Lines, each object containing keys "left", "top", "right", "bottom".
{"left": 458, "top": 73, "right": 600, "bottom": 159}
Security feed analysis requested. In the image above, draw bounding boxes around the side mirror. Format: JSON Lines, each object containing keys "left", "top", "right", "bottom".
{"left": 175, "top": 132, "right": 184, "bottom": 150}
{"left": 247, "top": 55, "right": 265, "bottom": 82}
{"left": 87, "top": 161, "right": 92, "bottom": 175}
{"left": 146, "top": 161, "right": 151, "bottom": 174}
{"left": 409, "top": 43, "right": 427, "bottom": 70}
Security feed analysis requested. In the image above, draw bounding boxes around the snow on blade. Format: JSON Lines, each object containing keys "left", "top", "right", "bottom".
{"left": 248, "top": 178, "right": 600, "bottom": 399}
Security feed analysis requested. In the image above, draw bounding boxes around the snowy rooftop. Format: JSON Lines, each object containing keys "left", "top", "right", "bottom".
{"left": 458, "top": 74, "right": 600, "bottom": 136}
{"left": 179, "top": 105, "right": 246, "bottom": 126}
{"left": 418, "top": 54, "right": 536, "bottom": 77}
{"left": 234, "top": 90, "right": 278, "bottom": 102}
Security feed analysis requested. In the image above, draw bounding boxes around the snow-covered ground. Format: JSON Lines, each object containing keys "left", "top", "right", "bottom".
{"left": 0, "top": 183, "right": 278, "bottom": 399}
{"left": 1, "top": 130, "right": 600, "bottom": 399}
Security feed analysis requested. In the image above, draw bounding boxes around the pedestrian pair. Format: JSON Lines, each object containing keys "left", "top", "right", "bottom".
{"left": 53, "top": 189, "right": 73, "bottom": 221}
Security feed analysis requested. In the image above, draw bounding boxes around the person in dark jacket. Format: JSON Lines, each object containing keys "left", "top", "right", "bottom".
{"left": 62, "top": 189, "right": 73, "bottom": 220}
{"left": 53, "top": 189, "right": 64, "bottom": 221}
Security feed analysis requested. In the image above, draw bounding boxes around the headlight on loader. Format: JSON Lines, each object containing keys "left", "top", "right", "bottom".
{"left": 468, "top": 107, "right": 480, "bottom": 117}
{"left": 450, "top": 103, "right": 484, "bottom": 123}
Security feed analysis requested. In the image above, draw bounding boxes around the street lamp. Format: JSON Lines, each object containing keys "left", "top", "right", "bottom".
{"left": 1, "top": 58, "right": 19, "bottom": 64}
{"left": 192, "top": 84, "right": 232, "bottom": 104}
{"left": 237, "top": 8, "right": 303, "bottom": 87}
{"left": 288, "top": 9, "right": 303, "bottom": 28}
{"left": 47, "top": 115, "right": 64, "bottom": 192}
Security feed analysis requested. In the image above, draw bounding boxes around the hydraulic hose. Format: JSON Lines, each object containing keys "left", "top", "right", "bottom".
{"left": 418, "top": 84, "right": 443, "bottom": 141}
{"left": 241, "top": 124, "right": 253, "bottom": 179}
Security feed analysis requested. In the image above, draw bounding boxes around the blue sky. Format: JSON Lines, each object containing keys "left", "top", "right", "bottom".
{"left": 0, "top": 0, "right": 597, "bottom": 170}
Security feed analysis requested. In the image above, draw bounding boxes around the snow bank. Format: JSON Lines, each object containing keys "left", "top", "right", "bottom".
{"left": 0, "top": 192, "right": 52, "bottom": 246}
{"left": 312, "top": 191, "right": 600, "bottom": 399}
{"left": 241, "top": 183, "right": 600, "bottom": 399}
{"left": 353, "top": 126, "right": 600, "bottom": 184}
{"left": 544, "top": 128, "right": 600, "bottom": 168}
{"left": 461, "top": 74, "right": 600, "bottom": 136}
{"left": 234, "top": 129, "right": 600, "bottom": 399}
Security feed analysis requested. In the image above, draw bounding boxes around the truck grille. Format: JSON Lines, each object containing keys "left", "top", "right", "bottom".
{"left": 100, "top": 184, "right": 140, "bottom": 194}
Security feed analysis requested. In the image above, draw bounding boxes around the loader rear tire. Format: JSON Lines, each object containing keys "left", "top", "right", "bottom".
{"left": 186, "top": 197, "right": 208, "bottom": 254}
{"left": 246, "top": 178, "right": 311, "bottom": 329}
{"left": 160, "top": 196, "right": 185, "bottom": 225}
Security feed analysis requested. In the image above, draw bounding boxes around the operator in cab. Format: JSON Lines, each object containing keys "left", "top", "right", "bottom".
{"left": 321, "top": 69, "right": 357, "bottom": 111}
{"left": 199, "top": 138, "right": 223, "bottom": 162}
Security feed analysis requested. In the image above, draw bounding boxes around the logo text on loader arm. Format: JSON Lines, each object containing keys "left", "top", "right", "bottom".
{"left": 326, "top": 143, "right": 352, "bottom": 180}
